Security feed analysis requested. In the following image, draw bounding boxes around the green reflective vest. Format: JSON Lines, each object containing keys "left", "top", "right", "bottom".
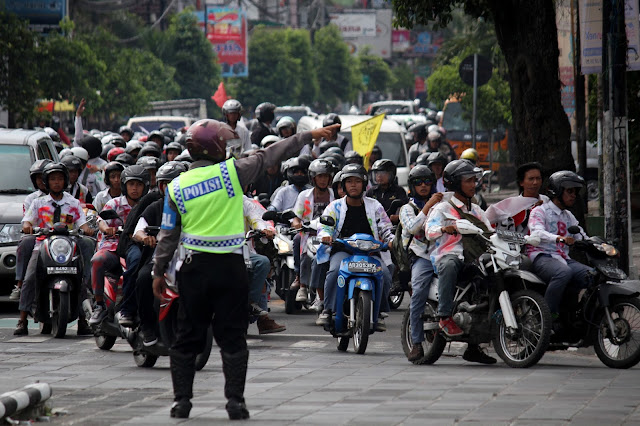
{"left": 168, "top": 159, "right": 244, "bottom": 253}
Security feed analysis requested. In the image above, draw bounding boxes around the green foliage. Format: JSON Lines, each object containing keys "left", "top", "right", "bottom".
{"left": 313, "top": 24, "right": 361, "bottom": 106}
{"left": 285, "top": 28, "right": 318, "bottom": 105}
{"left": 427, "top": 55, "right": 511, "bottom": 131}
{"left": 234, "top": 26, "right": 302, "bottom": 108}
{"left": 357, "top": 47, "right": 395, "bottom": 93}
{"left": 391, "top": 63, "right": 415, "bottom": 98}
{"left": 0, "top": 12, "right": 42, "bottom": 125}
{"left": 391, "top": 0, "right": 491, "bottom": 30}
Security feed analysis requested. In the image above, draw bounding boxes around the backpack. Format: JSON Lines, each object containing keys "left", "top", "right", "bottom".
{"left": 448, "top": 200, "right": 491, "bottom": 263}
{"left": 392, "top": 202, "right": 420, "bottom": 274}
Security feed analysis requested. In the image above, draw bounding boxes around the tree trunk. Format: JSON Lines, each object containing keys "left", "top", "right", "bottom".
{"left": 489, "top": 0, "right": 575, "bottom": 174}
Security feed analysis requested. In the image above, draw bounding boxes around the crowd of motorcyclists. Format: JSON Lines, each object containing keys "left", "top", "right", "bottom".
{"left": 11, "top": 97, "right": 640, "bottom": 419}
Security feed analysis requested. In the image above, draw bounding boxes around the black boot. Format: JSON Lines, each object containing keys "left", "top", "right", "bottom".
{"left": 169, "top": 351, "right": 196, "bottom": 418}
{"left": 221, "top": 349, "right": 250, "bottom": 420}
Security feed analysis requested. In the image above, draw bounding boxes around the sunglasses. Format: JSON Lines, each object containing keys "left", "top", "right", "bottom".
{"left": 411, "top": 178, "right": 433, "bottom": 186}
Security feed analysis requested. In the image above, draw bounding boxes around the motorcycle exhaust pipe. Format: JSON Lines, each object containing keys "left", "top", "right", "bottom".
{"left": 498, "top": 291, "right": 518, "bottom": 330}
{"left": 350, "top": 298, "right": 355, "bottom": 327}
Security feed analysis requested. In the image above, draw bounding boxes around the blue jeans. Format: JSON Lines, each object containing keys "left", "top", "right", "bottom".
{"left": 323, "top": 251, "right": 391, "bottom": 317}
{"left": 410, "top": 256, "right": 435, "bottom": 344}
{"left": 310, "top": 258, "right": 328, "bottom": 290}
{"left": 249, "top": 254, "right": 270, "bottom": 304}
{"left": 15, "top": 236, "right": 36, "bottom": 281}
{"left": 119, "top": 245, "right": 142, "bottom": 315}
{"left": 531, "top": 254, "right": 591, "bottom": 314}
{"left": 435, "top": 254, "right": 464, "bottom": 317}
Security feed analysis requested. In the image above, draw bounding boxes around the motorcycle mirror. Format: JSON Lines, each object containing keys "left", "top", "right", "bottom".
{"left": 320, "top": 215, "right": 335, "bottom": 227}
{"left": 99, "top": 209, "right": 120, "bottom": 221}
{"left": 281, "top": 210, "right": 297, "bottom": 221}
{"left": 84, "top": 203, "right": 96, "bottom": 211}
{"left": 568, "top": 225, "right": 581, "bottom": 234}
{"left": 262, "top": 210, "right": 277, "bottom": 221}
{"left": 455, "top": 219, "right": 483, "bottom": 235}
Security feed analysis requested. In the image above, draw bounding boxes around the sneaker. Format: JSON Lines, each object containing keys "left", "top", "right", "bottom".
{"left": 142, "top": 329, "right": 158, "bottom": 347}
{"left": 249, "top": 302, "right": 268, "bottom": 317}
{"left": 310, "top": 297, "right": 324, "bottom": 313}
{"left": 375, "top": 316, "right": 387, "bottom": 332}
{"left": 316, "top": 310, "right": 330, "bottom": 326}
{"left": 380, "top": 312, "right": 389, "bottom": 319}
{"left": 13, "top": 319, "right": 28, "bottom": 336}
{"left": 439, "top": 317, "right": 464, "bottom": 337}
{"left": 76, "top": 316, "right": 93, "bottom": 336}
{"left": 290, "top": 275, "right": 301, "bottom": 290}
{"left": 462, "top": 345, "right": 497, "bottom": 364}
{"left": 89, "top": 303, "right": 107, "bottom": 325}
{"left": 116, "top": 311, "right": 134, "bottom": 328}
{"left": 295, "top": 287, "right": 308, "bottom": 302}
{"left": 408, "top": 343, "right": 424, "bottom": 362}
{"left": 257, "top": 316, "right": 286, "bottom": 334}
{"left": 9, "top": 284, "right": 21, "bottom": 301}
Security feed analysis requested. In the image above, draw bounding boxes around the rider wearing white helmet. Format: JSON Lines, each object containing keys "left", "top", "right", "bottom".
{"left": 222, "top": 99, "right": 251, "bottom": 153}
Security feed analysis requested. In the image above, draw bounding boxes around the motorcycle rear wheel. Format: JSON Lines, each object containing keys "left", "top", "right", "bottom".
{"left": 353, "top": 291, "right": 371, "bottom": 354}
{"left": 195, "top": 325, "right": 214, "bottom": 371}
{"left": 51, "top": 290, "right": 69, "bottom": 339}
{"left": 134, "top": 350, "right": 158, "bottom": 368}
{"left": 493, "top": 289, "right": 551, "bottom": 368}
{"left": 401, "top": 301, "right": 445, "bottom": 365}
{"left": 593, "top": 298, "right": 640, "bottom": 369}
{"left": 95, "top": 334, "right": 117, "bottom": 350}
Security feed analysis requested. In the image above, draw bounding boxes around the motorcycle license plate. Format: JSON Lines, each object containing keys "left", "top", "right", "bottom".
{"left": 46, "top": 266, "right": 77, "bottom": 274}
{"left": 348, "top": 261, "right": 378, "bottom": 273}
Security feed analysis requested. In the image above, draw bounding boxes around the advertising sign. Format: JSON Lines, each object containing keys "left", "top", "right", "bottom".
{"left": 5, "top": 0, "right": 67, "bottom": 33}
{"left": 206, "top": 7, "right": 249, "bottom": 77}
{"left": 403, "top": 30, "right": 444, "bottom": 58}
{"left": 392, "top": 30, "right": 411, "bottom": 52}
{"left": 341, "top": 9, "right": 392, "bottom": 58}
{"left": 557, "top": 3, "right": 576, "bottom": 133}
{"left": 329, "top": 12, "right": 377, "bottom": 38}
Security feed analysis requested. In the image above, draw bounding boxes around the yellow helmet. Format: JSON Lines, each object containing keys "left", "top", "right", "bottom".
{"left": 461, "top": 148, "right": 479, "bottom": 164}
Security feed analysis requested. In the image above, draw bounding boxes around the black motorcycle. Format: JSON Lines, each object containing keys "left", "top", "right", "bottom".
{"left": 34, "top": 223, "right": 86, "bottom": 338}
{"left": 544, "top": 226, "right": 640, "bottom": 369}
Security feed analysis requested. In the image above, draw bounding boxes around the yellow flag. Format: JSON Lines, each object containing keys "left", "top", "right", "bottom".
{"left": 351, "top": 114, "right": 385, "bottom": 170}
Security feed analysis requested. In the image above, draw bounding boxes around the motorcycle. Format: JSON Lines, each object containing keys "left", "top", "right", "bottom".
{"left": 33, "top": 223, "right": 86, "bottom": 338}
{"left": 542, "top": 225, "right": 640, "bottom": 369}
{"left": 320, "top": 216, "right": 387, "bottom": 354}
{"left": 401, "top": 219, "right": 552, "bottom": 368}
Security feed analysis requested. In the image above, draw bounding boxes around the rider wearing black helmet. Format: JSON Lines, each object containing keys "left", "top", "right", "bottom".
{"left": 527, "top": 170, "right": 591, "bottom": 318}
{"left": 320, "top": 113, "right": 352, "bottom": 152}
{"left": 424, "top": 159, "right": 496, "bottom": 364}
{"left": 15, "top": 162, "right": 95, "bottom": 336}
{"left": 401, "top": 165, "right": 444, "bottom": 362}
{"left": 344, "top": 150, "right": 363, "bottom": 165}
{"left": 222, "top": 99, "right": 251, "bottom": 153}
{"left": 119, "top": 125, "right": 134, "bottom": 142}
{"left": 291, "top": 159, "right": 335, "bottom": 309}
{"left": 316, "top": 163, "right": 394, "bottom": 331}
{"left": 137, "top": 156, "right": 161, "bottom": 189}
{"left": 269, "top": 156, "right": 311, "bottom": 212}
{"left": 407, "top": 123, "right": 428, "bottom": 167}
{"left": 366, "top": 159, "right": 408, "bottom": 224}
{"left": 94, "top": 161, "right": 125, "bottom": 212}
{"left": 125, "top": 141, "right": 144, "bottom": 158}
{"left": 165, "top": 142, "right": 183, "bottom": 162}
{"left": 427, "top": 152, "right": 448, "bottom": 192}
{"left": 61, "top": 155, "right": 92, "bottom": 204}
{"left": 147, "top": 130, "right": 165, "bottom": 149}
{"left": 138, "top": 143, "right": 162, "bottom": 159}
{"left": 250, "top": 102, "right": 277, "bottom": 146}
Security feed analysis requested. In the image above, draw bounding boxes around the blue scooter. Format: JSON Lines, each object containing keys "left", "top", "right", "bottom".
{"left": 321, "top": 221, "right": 388, "bottom": 354}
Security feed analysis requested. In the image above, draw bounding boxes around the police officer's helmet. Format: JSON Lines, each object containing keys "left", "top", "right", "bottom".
{"left": 185, "top": 119, "right": 239, "bottom": 163}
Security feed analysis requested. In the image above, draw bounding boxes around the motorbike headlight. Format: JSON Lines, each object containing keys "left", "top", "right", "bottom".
{"left": 0, "top": 224, "right": 22, "bottom": 244}
{"left": 277, "top": 238, "right": 291, "bottom": 254}
{"left": 351, "top": 240, "right": 380, "bottom": 251}
{"left": 50, "top": 238, "right": 73, "bottom": 264}
{"left": 600, "top": 243, "right": 619, "bottom": 257}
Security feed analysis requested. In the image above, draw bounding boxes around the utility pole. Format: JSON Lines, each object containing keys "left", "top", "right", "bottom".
{"left": 602, "top": 0, "right": 632, "bottom": 273}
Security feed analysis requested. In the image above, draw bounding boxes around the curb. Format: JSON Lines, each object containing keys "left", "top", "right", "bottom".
{"left": 0, "top": 383, "right": 52, "bottom": 419}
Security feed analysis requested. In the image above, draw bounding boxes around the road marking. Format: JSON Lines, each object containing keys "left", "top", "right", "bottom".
{"left": 289, "top": 340, "right": 328, "bottom": 348}
{"left": 6, "top": 336, "right": 51, "bottom": 343}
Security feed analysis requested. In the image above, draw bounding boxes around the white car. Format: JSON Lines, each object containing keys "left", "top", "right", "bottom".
{"left": 298, "top": 114, "right": 410, "bottom": 188}
{"left": 368, "top": 100, "right": 429, "bottom": 128}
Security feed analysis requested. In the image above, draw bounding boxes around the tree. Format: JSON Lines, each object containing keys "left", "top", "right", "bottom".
{"left": 313, "top": 24, "right": 361, "bottom": 108}
{"left": 392, "top": 1, "right": 574, "bottom": 172}
{"left": 0, "top": 12, "right": 42, "bottom": 127}
{"left": 391, "top": 63, "right": 415, "bottom": 99}
{"left": 234, "top": 26, "right": 302, "bottom": 108}
{"left": 357, "top": 47, "right": 395, "bottom": 94}
{"left": 285, "top": 28, "right": 318, "bottom": 105}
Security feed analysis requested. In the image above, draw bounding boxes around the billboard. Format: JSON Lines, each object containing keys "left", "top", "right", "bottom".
{"left": 5, "top": 0, "right": 67, "bottom": 33}
{"left": 332, "top": 10, "right": 392, "bottom": 59}
{"left": 329, "top": 11, "right": 377, "bottom": 37}
{"left": 206, "top": 7, "right": 249, "bottom": 77}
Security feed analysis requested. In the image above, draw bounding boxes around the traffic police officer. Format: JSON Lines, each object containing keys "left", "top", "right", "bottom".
{"left": 151, "top": 119, "right": 339, "bottom": 420}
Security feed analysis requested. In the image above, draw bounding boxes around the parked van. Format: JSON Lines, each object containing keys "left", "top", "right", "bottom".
{"left": 298, "top": 114, "right": 410, "bottom": 187}
{"left": 0, "top": 129, "right": 58, "bottom": 297}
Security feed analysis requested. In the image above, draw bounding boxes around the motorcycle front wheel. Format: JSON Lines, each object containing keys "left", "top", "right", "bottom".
{"left": 401, "top": 301, "right": 445, "bottom": 365}
{"left": 593, "top": 298, "right": 640, "bottom": 369}
{"left": 51, "top": 290, "right": 69, "bottom": 339}
{"left": 353, "top": 291, "right": 371, "bottom": 354}
{"left": 493, "top": 289, "right": 551, "bottom": 368}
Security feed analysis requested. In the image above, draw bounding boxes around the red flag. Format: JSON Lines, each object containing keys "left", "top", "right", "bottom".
{"left": 211, "top": 82, "right": 228, "bottom": 108}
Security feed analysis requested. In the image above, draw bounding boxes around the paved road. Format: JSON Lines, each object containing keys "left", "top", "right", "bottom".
{"left": 2, "top": 297, "right": 640, "bottom": 425}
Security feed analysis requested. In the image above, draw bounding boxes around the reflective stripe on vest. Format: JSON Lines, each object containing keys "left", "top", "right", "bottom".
{"left": 169, "top": 159, "right": 245, "bottom": 254}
